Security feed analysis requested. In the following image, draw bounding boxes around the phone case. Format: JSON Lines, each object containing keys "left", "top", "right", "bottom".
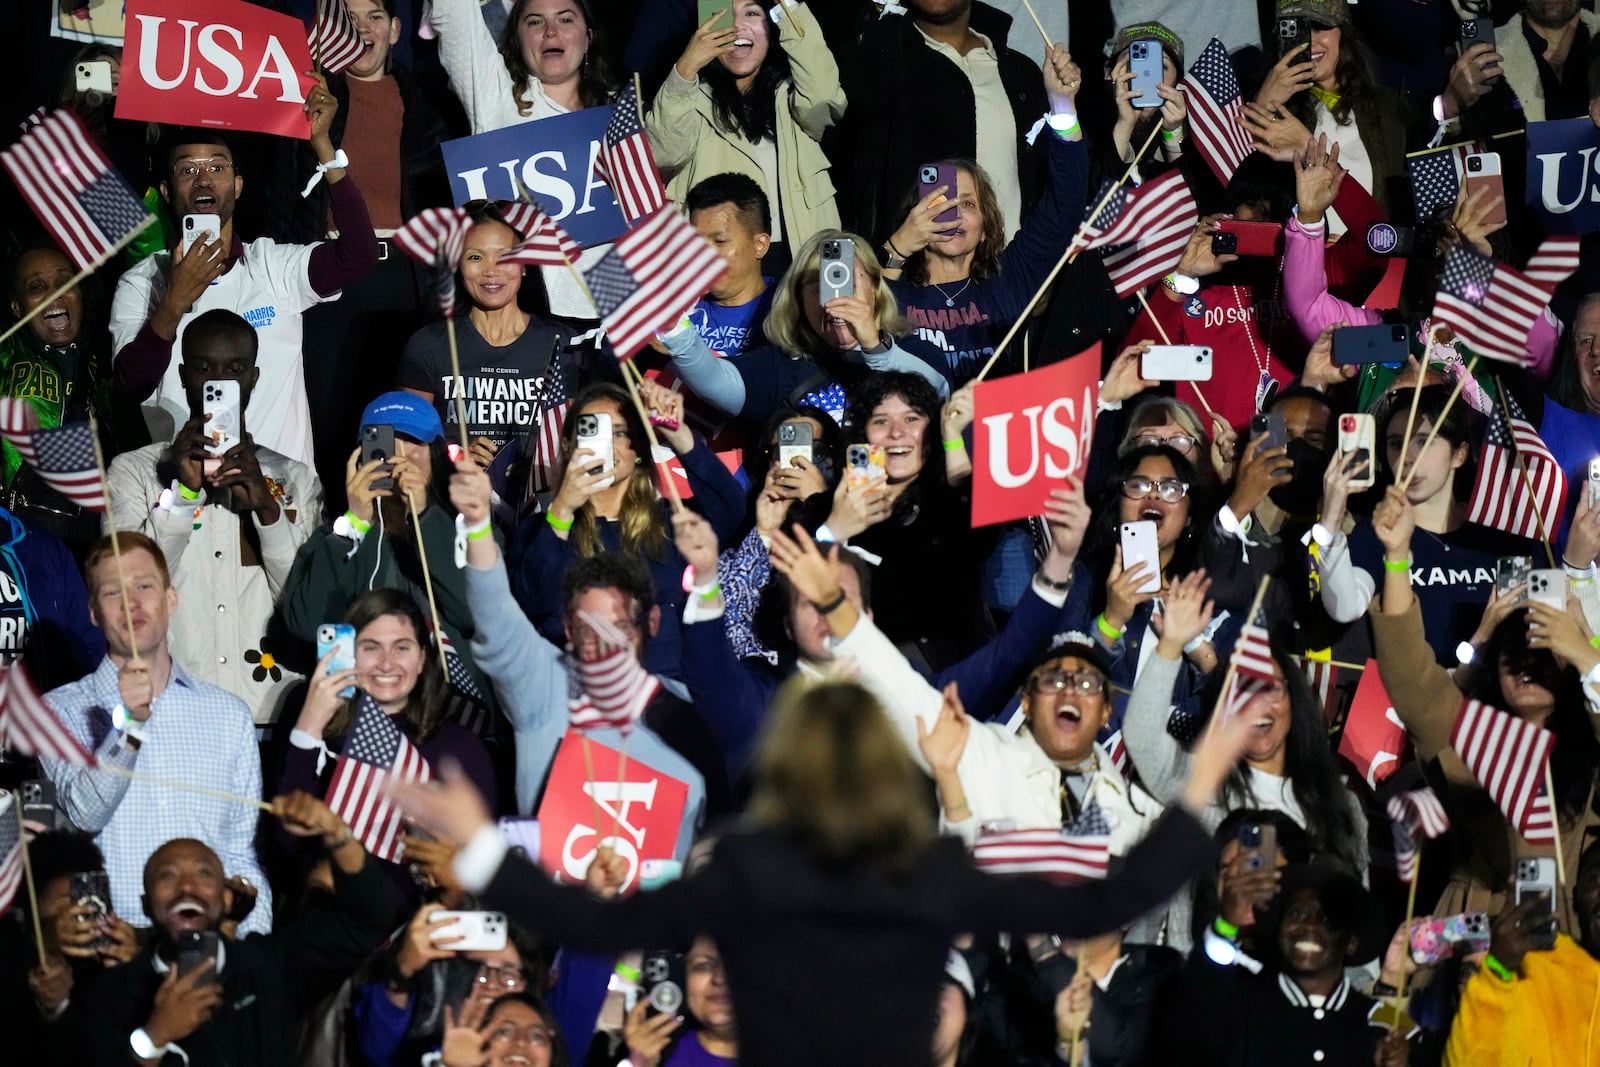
{"left": 361, "top": 424, "right": 395, "bottom": 490}
{"left": 846, "top": 443, "right": 886, "bottom": 487}
{"left": 316, "top": 624, "right": 357, "bottom": 698}
{"left": 1459, "top": 19, "right": 1502, "bottom": 85}
{"left": 1278, "top": 17, "right": 1311, "bottom": 60}
{"left": 1236, "top": 822, "right": 1278, "bottom": 871}
{"left": 176, "top": 931, "right": 221, "bottom": 987}
{"left": 75, "top": 62, "right": 113, "bottom": 93}
{"left": 777, "top": 422, "right": 814, "bottom": 468}
{"left": 1464, "top": 154, "right": 1507, "bottom": 226}
{"left": 201, "top": 379, "right": 241, "bottom": 456}
{"left": 1495, "top": 556, "right": 1532, "bottom": 600}
{"left": 1528, "top": 569, "right": 1566, "bottom": 609}
{"left": 1337, "top": 414, "right": 1376, "bottom": 490}
{"left": 1128, "top": 39, "right": 1163, "bottom": 109}
{"left": 499, "top": 817, "right": 541, "bottom": 860}
{"left": 69, "top": 870, "right": 115, "bottom": 950}
{"left": 1251, "top": 412, "right": 1288, "bottom": 453}
{"left": 1332, "top": 323, "right": 1411, "bottom": 366}
{"left": 181, "top": 213, "right": 221, "bottom": 255}
{"left": 1410, "top": 912, "right": 1491, "bottom": 964}
{"left": 820, "top": 238, "right": 856, "bottom": 302}
{"left": 642, "top": 950, "right": 687, "bottom": 1016}
{"left": 1587, "top": 458, "right": 1600, "bottom": 507}
{"left": 431, "top": 911, "right": 509, "bottom": 951}
{"left": 1214, "top": 220, "right": 1283, "bottom": 257}
{"left": 1140, "top": 345, "right": 1213, "bottom": 382}
{"left": 575, "top": 411, "right": 615, "bottom": 489}
{"left": 696, "top": 0, "right": 732, "bottom": 27}
{"left": 919, "top": 163, "right": 959, "bottom": 225}
{"left": 1120, "top": 521, "right": 1161, "bottom": 594}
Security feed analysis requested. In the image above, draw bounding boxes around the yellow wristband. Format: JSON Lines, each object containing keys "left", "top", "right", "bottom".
{"left": 545, "top": 509, "right": 574, "bottom": 532}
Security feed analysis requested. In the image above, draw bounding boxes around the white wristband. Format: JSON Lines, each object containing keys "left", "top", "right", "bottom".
{"left": 300, "top": 148, "right": 350, "bottom": 198}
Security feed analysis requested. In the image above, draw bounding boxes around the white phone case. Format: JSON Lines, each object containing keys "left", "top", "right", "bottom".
{"left": 181, "top": 213, "right": 222, "bottom": 255}
{"left": 575, "top": 411, "right": 615, "bottom": 490}
{"left": 1587, "top": 457, "right": 1600, "bottom": 507}
{"left": 1120, "top": 521, "right": 1161, "bottom": 594}
{"left": 202, "top": 379, "right": 241, "bottom": 457}
{"left": 430, "top": 911, "right": 508, "bottom": 952}
{"left": 1337, "top": 413, "right": 1376, "bottom": 490}
{"left": 1139, "top": 345, "right": 1213, "bottom": 382}
{"left": 1528, "top": 569, "right": 1566, "bottom": 610}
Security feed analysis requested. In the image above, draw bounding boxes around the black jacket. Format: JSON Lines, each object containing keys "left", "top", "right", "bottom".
{"left": 833, "top": 3, "right": 1048, "bottom": 245}
{"left": 477, "top": 809, "right": 1213, "bottom": 1067}
{"left": 80, "top": 854, "right": 397, "bottom": 1067}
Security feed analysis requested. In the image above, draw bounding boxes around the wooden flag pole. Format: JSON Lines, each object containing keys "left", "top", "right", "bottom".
{"left": 1397, "top": 356, "right": 1478, "bottom": 494}
{"left": 1206, "top": 574, "right": 1274, "bottom": 735}
{"left": 1493, "top": 376, "right": 1558, "bottom": 567}
{"left": 1394, "top": 357, "right": 1429, "bottom": 487}
{"left": 1135, "top": 290, "right": 1173, "bottom": 345}
{"left": 776, "top": 0, "right": 805, "bottom": 39}
{"left": 612, "top": 733, "right": 630, "bottom": 843}
{"left": 1546, "top": 761, "right": 1568, "bottom": 891}
{"left": 87, "top": 414, "right": 141, "bottom": 669}
{"left": 1391, "top": 854, "right": 1422, "bottom": 1030}
{"left": 507, "top": 172, "right": 598, "bottom": 310}
{"left": 407, "top": 493, "right": 451, "bottom": 668}
{"left": 621, "top": 364, "right": 685, "bottom": 512}
{"left": 1016, "top": 0, "right": 1051, "bottom": 49}
{"left": 974, "top": 123, "right": 1164, "bottom": 383}
{"left": 579, "top": 735, "right": 608, "bottom": 843}
{"left": 16, "top": 794, "right": 46, "bottom": 962}
{"left": 443, "top": 316, "right": 472, "bottom": 456}
{"left": 0, "top": 216, "right": 157, "bottom": 348}
{"left": 100, "top": 765, "right": 273, "bottom": 811}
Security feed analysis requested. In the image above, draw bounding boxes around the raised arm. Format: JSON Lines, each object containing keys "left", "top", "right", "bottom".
{"left": 428, "top": 0, "right": 523, "bottom": 132}
{"left": 1120, "top": 572, "right": 1216, "bottom": 802}
{"left": 779, "top": 2, "right": 845, "bottom": 140}
{"left": 660, "top": 321, "right": 748, "bottom": 415}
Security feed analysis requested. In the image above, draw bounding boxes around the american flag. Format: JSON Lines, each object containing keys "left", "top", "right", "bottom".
{"left": 1450, "top": 697, "right": 1555, "bottom": 845}
{"left": 529, "top": 398, "right": 572, "bottom": 497}
{"left": 0, "top": 662, "right": 94, "bottom": 766}
{"left": 1466, "top": 390, "right": 1565, "bottom": 541}
{"left": 1432, "top": 236, "right": 1580, "bottom": 366}
{"left": 310, "top": 0, "right": 366, "bottom": 74}
{"left": 436, "top": 630, "right": 491, "bottom": 736}
{"left": 1101, "top": 728, "right": 1128, "bottom": 775}
{"left": 1407, "top": 145, "right": 1466, "bottom": 223}
{"left": 1180, "top": 38, "right": 1255, "bottom": 185}
{"left": 499, "top": 202, "right": 582, "bottom": 267}
{"left": 568, "top": 610, "right": 658, "bottom": 734}
{"left": 1, "top": 109, "right": 151, "bottom": 270}
{"left": 17, "top": 106, "right": 44, "bottom": 134}
{"left": 595, "top": 79, "right": 666, "bottom": 222}
{"left": 0, "top": 793, "right": 21, "bottom": 917}
{"left": 973, "top": 800, "right": 1112, "bottom": 883}
{"left": 1220, "top": 621, "right": 1277, "bottom": 719}
{"left": 1387, "top": 787, "right": 1449, "bottom": 884}
{"left": 325, "top": 692, "right": 432, "bottom": 863}
{"left": 395, "top": 207, "right": 472, "bottom": 317}
{"left": 1295, "top": 656, "right": 1341, "bottom": 724}
{"left": 1071, "top": 171, "right": 1199, "bottom": 299}
{"left": 585, "top": 208, "right": 728, "bottom": 360}
{"left": 0, "top": 400, "right": 106, "bottom": 511}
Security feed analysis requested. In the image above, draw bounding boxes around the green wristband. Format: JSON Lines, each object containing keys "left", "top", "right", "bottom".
{"left": 1383, "top": 558, "right": 1411, "bottom": 573}
{"left": 342, "top": 511, "right": 371, "bottom": 535}
{"left": 545, "top": 509, "right": 574, "bottom": 532}
{"left": 1096, "top": 614, "right": 1123, "bottom": 641}
{"left": 1483, "top": 954, "right": 1515, "bottom": 983}
{"left": 942, "top": 438, "right": 965, "bottom": 452}
{"left": 1213, "top": 916, "right": 1240, "bottom": 940}
{"left": 177, "top": 483, "right": 201, "bottom": 501}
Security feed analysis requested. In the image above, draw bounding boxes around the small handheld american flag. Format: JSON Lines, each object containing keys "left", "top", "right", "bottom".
{"left": 1180, "top": 38, "right": 1255, "bottom": 185}
{"left": 974, "top": 800, "right": 1112, "bottom": 883}
{"left": 395, "top": 207, "right": 472, "bottom": 318}
{"left": 1431, "top": 237, "right": 1579, "bottom": 366}
{"left": 1387, "top": 787, "right": 1449, "bottom": 884}
{"left": 1466, "top": 390, "right": 1565, "bottom": 542}
{"left": 310, "top": 0, "right": 367, "bottom": 74}
{"left": 0, "top": 400, "right": 107, "bottom": 512}
{"left": 0, "top": 793, "right": 22, "bottom": 918}
{"left": 584, "top": 208, "right": 728, "bottom": 360}
{"left": 568, "top": 610, "right": 658, "bottom": 734}
{"left": 1070, "top": 171, "right": 1199, "bottom": 299}
{"left": 595, "top": 79, "right": 667, "bottom": 222}
{"left": 0, "top": 662, "right": 94, "bottom": 766}
{"left": 1407, "top": 145, "right": 1466, "bottom": 223}
{"left": 500, "top": 202, "right": 582, "bottom": 268}
{"left": 325, "top": 693, "right": 432, "bottom": 863}
{"left": 1451, "top": 697, "right": 1555, "bottom": 845}
{"left": 1219, "top": 621, "right": 1277, "bottom": 720}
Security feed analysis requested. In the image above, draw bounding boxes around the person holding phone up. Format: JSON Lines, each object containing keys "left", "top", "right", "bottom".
{"left": 1096, "top": 23, "right": 1189, "bottom": 170}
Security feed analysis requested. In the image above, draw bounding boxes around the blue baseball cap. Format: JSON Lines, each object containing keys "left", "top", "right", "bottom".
{"left": 358, "top": 391, "right": 444, "bottom": 444}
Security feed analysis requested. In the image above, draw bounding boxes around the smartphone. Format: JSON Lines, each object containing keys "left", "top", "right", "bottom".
{"left": 176, "top": 930, "right": 221, "bottom": 987}
{"left": 1410, "top": 911, "right": 1491, "bottom": 964}
{"left": 1332, "top": 323, "right": 1410, "bottom": 366}
{"left": 1495, "top": 556, "right": 1532, "bottom": 601}
{"left": 846, "top": 443, "right": 886, "bottom": 487}
{"left": 919, "top": 162, "right": 959, "bottom": 226}
{"left": 1128, "top": 39, "right": 1164, "bottom": 110}
{"left": 1214, "top": 219, "right": 1283, "bottom": 257}
{"left": 1337, "top": 413, "right": 1376, "bottom": 491}
{"left": 180, "top": 212, "right": 221, "bottom": 256}
{"left": 201, "top": 379, "right": 241, "bottom": 477}
{"left": 499, "top": 817, "right": 540, "bottom": 861}
{"left": 1459, "top": 18, "right": 1502, "bottom": 86}
{"left": 69, "top": 870, "right": 115, "bottom": 952}
{"left": 75, "top": 60, "right": 113, "bottom": 94}
{"left": 776, "top": 420, "right": 814, "bottom": 468}
{"left": 362, "top": 423, "right": 395, "bottom": 491}
{"left": 641, "top": 949, "right": 687, "bottom": 1017}
{"left": 1588, "top": 457, "right": 1600, "bottom": 507}
{"left": 1515, "top": 856, "right": 1558, "bottom": 950}
{"left": 1278, "top": 16, "right": 1312, "bottom": 63}
{"left": 1139, "top": 344, "right": 1213, "bottom": 382}
{"left": 819, "top": 237, "right": 855, "bottom": 302}
{"left": 575, "top": 410, "right": 615, "bottom": 490}
{"left": 430, "top": 911, "right": 509, "bottom": 952}
{"left": 1119, "top": 520, "right": 1161, "bottom": 594}
{"left": 20, "top": 778, "right": 61, "bottom": 831}
{"left": 1463, "top": 153, "right": 1507, "bottom": 226}
{"left": 1250, "top": 411, "right": 1288, "bottom": 454}
{"left": 1529, "top": 569, "right": 1566, "bottom": 610}
{"left": 696, "top": 0, "right": 732, "bottom": 28}
{"left": 316, "top": 623, "right": 357, "bottom": 699}
{"left": 1236, "top": 821, "right": 1278, "bottom": 871}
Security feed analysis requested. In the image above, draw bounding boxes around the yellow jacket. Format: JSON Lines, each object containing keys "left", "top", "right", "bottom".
{"left": 1444, "top": 935, "right": 1600, "bottom": 1065}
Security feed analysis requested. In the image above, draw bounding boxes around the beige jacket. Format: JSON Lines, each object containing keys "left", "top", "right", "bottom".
{"left": 1495, "top": 11, "right": 1600, "bottom": 124}
{"left": 646, "top": 2, "right": 845, "bottom": 247}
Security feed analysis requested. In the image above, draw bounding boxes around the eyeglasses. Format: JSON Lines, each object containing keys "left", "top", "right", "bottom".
{"left": 487, "top": 1022, "right": 552, "bottom": 1047}
{"left": 474, "top": 963, "right": 526, "bottom": 990}
{"left": 1029, "top": 669, "right": 1106, "bottom": 696}
{"left": 172, "top": 159, "right": 235, "bottom": 180}
{"left": 1135, "top": 433, "right": 1199, "bottom": 456}
{"left": 1120, "top": 476, "right": 1190, "bottom": 503}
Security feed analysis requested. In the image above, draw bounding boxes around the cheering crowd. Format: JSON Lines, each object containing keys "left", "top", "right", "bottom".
{"left": 11, "top": 0, "right": 1600, "bottom": 1063}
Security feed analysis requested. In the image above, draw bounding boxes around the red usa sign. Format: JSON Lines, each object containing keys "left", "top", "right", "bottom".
{"left": 536, "top": 730, "right": 690, "bottom": 894}
{"left": 970, "top": 344, "right": 1099, "bottom": 527}
{"left": 117, "top": 0, "right": 316, "bottom": 140}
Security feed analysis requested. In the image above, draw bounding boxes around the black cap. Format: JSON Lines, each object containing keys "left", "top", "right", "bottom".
{"left": 1260, "top": 856, "right": 1388, "bottom": 966}
{"left": 1023, "top": 631, "right": 1112, "bottom": 682}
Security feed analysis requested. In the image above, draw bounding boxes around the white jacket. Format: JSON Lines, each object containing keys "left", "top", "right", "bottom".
{"left": 832, "top": 613, "right": 1164, "bottom": 855}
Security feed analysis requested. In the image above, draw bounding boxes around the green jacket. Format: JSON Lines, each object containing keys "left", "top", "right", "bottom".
{"left": 0, "top": 331, "right": 106, "bottom": 486}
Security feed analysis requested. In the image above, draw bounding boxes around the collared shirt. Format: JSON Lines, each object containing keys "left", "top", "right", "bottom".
{"left": 40, "top": 656, "right": 272, "bottom": 934}
{"left": 916, "top": 26, "right": 1022, "bottom": 240}
{"left": 1523, "top": 16, "right": 1592, "bottom": 120}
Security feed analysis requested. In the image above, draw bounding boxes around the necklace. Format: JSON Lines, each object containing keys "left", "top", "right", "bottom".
{"left": 930, "top": 277, "right": 972, "bottom": 308}
{"left": 1231, "top": 284, "right": 1278, "bottom": 412}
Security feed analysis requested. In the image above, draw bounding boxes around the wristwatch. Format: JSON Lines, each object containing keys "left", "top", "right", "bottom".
{"left": 1164, "top": 271, "right": 1200, "bottom": 295}
{"left": 129, "top": 1028, "right": 170, "bottom": 1060}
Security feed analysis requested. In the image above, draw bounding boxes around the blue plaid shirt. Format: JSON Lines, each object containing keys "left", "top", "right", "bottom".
{"left": 41, "top": 656, "right": 272, "bottom": 935}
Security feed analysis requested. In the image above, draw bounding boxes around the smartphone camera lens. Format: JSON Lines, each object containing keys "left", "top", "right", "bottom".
{"left": 920, "top": 167, "right": 936, "bottom": 183}
{"left": 822, "top": 240, "right": 839, "bottom": 259}
{"left": 1467, "top": 156, "right": 1481, "bottom": 172}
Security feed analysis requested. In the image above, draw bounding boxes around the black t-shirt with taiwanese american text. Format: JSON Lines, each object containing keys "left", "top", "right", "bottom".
{"left": 398, "top": 315, "right": 570, "bottom": 448}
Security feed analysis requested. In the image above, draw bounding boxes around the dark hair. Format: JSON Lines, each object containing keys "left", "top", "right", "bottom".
{"left": 698, "top": 0, "right": 793, "bottom": 143}
{"left": 483, "top": 994, "right": 571, "bottom": 1067}
{"left": 1473, "top": 610, "right": 1600, "bottom": 820}
{"left": 161, "top": 127, "right": 235, "bottom": 174}
{"left": 562, "top": 551, "right": 657, "bottom": 622}
{"left": 559, "top": 382, "right": 665, "bottom": 560}
{"left": 453, "top": 202, "right": 551, "bottom": 315}
{"left": 901, "top": 159, "right": 1006, "bottom": 286}
{"left": 1218, "top": 647, "right": 1365, "bottom": 872}
{"left": 402, "top": 933, "right": 560, "bottom": 1058}
{"left": 1267, "top": 383, "right": 1332, "bottom": 417}
{"left": 1224, "top": 153, "right": 1295, "bottom": 222}
{"left": 1287, "top": 25, "right": 1380, "bottom": 128}
{"left": 686, "top": 172, "right": 773, "bottom": 235}
{"left": 326, "top": 589, "right": 450, "bottom": 741}
{"left": 27, "top": 831, "right": 105, "bottom": 897}
{"left": 847, "top": 371, "right": 942, "bottom": 461}
{"left": 755, "top": 550, "right": 875, "bottom": 655}
{"left": 6, "top": 239, "right": 105, "bottom": 329}
{"left": 1376, "top": 385, "right": 1480, "bottom": 501}
{"left": 182, "top": 308, "right": 258, "bottom": 364}
{"left": 1087, "top": 444, "right": 1206, "bottom": 577}
{"left": 498, "top": 0, "right": 619, "bottom": 112}
{"left": 743, "top": 403, "right": 844, "bottom": 522}
{"left": 1189, "top": 809, "right": 1312, "bottom": 944}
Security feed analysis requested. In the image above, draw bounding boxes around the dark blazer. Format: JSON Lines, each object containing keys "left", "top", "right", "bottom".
{"left": 477, "top": 808, "right": 1213, "bottom": 1067}
{"left": 833, "top": 2, "right": 1048, "bottom": 245}
{"left": 80, "top": 855, "right": 397, "bottom": 1067}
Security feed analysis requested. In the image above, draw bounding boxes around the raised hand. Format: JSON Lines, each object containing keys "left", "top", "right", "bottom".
{"left": 671, "top": 508, "right": 720, "bottom": 584}
{"left": 1293, "top": 134, "right": 1346, "bottom": 226}
{"left": 1100, "top": 342, "right": 1156, "bottom": 404}
{"left": 916, "top": 682, "right": 971, "bottom": 775}
{"left": 1155, "top": 569, "right": 1214, "bottom": 658}
{"left": 1254, "top": 42, "right": 1314, "bottom": 110}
